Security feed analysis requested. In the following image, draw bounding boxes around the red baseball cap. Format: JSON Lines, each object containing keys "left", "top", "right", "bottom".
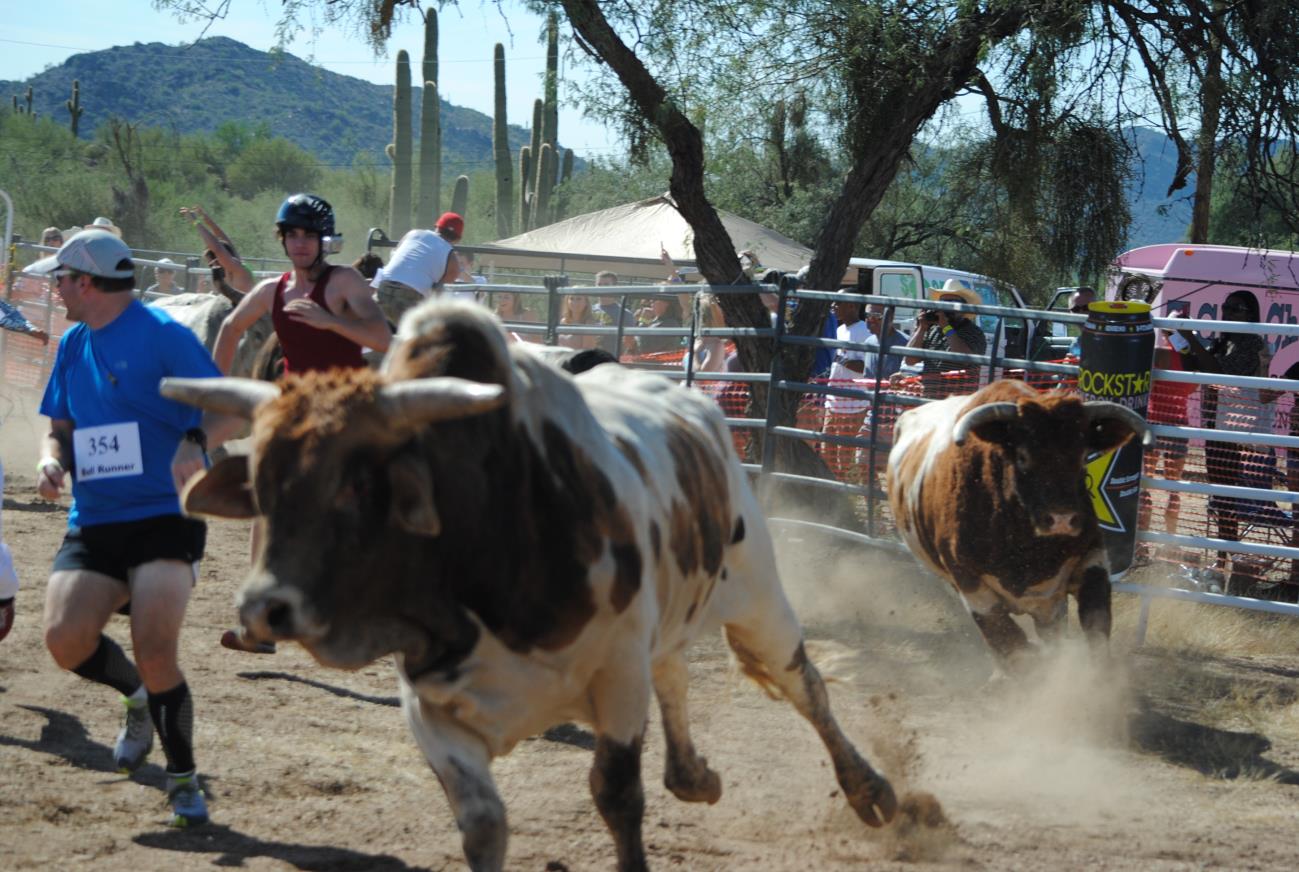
{"left": 436, "top": 212, "right": 464, "bottom": 240}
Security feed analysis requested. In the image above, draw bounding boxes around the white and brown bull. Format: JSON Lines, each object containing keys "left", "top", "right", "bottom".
{"left": 162, "top": 301, "right": 897, "bottom": 872}
{"left": 886, "top": 379, "right": 1149, "bottom": 664}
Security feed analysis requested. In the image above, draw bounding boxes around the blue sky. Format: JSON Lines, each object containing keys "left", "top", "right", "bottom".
{"left": 0, "top": 0, "right": 621, "bottom": 158}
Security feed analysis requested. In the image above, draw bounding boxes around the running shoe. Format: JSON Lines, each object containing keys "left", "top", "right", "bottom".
{"left": 165, "top": 770, "right": 209, "bottom": 827}
{"left": 113, "top": 693, "right": 154, "bottom": 773}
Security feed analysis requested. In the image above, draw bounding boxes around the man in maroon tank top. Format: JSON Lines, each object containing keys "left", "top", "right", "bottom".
{"left": 210, "top": 195, "right": 392, "bottom": 655}
{"left": 213, "top": 194, "right": 389, "bottom": 376}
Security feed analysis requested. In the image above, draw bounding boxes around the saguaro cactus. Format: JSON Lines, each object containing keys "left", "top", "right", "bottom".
{"left": 541, "top": 14, "right": 559, "bottom": 159}
{"left": 553, "top": 148, "right": 576, "bottom": 223}
{"left": 518, "top": 145, "right": 532, "bottom": 232}
{"left": 416, "top": 7, "right": 441, "bottom": 227}
{"left": 67, "top": 80, "right": 83, "bottom": 137}
{"left": 451, "top": 175, "right": 470, "bottom": 219}
{"left": 389, "top": 50, "right": 413, "bottom": 238}
{"left": 532, "top": 143, "right": 554, "bottom": 229}
{"left": 526, "top": 98, "right": 543, "bottom": 223}
{"left": 492, "top": 44, "right": 513, "bottom": 238}
{"left": 24, "top": 86, "right": 33, "bottom": 115}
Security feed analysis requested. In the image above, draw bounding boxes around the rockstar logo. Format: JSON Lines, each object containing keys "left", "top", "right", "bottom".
{"left": 1084, "top": 449, "right": 1121, "bottom": 530}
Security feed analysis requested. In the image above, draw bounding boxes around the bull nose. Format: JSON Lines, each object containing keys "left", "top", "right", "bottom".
{"left": 240, "top": 595, "right": 297, "bottom": 641}
{"left": 1045, "top": 512, "right": 1079, "bottom": 535}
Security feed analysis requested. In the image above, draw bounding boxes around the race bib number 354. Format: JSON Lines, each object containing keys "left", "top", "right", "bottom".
{"left": 74, "top": 422, "right": 144, "bottom": 481}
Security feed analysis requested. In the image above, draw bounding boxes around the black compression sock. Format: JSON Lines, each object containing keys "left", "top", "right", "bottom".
{"left": 71, "top": 634, "right": 142, "bottom": 697}
{"left": 148, "top": 681, "right": 196, "bottom": 774}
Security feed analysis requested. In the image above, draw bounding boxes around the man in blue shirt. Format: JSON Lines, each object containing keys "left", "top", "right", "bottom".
{"left": 861, "top": 304, "right": 910, "bottom": 380}
{"left": 28, "top": 229, "right": 239, "bottom": 828}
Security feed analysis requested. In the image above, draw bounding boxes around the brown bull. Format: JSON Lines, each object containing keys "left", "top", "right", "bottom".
{"left": 162, "top": 300, "right": 897, "bottom": 872}
{"left": 886, "top": 379, "right": 1149, "bottom": 664}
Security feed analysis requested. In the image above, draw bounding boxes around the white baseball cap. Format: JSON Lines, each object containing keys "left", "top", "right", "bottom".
{"left": 156, "top": 257, "right": 181, "bottom": 271}
{"left": 25, "top": 229, "right": 136, "bottom": 280}
{"left": 90, "top": 216, "right": 123, "bottom": 237}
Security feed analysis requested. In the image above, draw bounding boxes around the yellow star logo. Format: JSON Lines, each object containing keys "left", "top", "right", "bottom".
{"left": 1084, "top": 449, "right": 1120, "bottom": 529}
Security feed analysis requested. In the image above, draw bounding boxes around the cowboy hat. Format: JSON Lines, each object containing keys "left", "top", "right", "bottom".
{"left": 927, "top": 279, "right": 982, "bottom": 306}
{"left": 90, "top": 216, "right": 122, "bottom": 238}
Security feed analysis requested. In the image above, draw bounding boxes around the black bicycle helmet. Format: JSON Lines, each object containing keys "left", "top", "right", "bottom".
{"left": 276, "top": 193, "right": 335, "bottom": 237}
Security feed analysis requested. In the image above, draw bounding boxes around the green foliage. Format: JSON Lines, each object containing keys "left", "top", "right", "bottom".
{"left": 227, "top": 137, "right": 321, "bottom": 199}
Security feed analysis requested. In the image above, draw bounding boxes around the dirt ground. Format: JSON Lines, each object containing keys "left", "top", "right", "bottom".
{"left": 5, "top": 398, "right": 1299, "bottom": 871}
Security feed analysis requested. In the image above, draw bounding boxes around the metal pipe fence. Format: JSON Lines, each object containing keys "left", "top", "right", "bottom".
{"left": 7, "top": 249, "right": 1299, "bottom": 633}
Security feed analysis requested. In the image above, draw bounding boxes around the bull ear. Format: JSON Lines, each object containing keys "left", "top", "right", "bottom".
{"left": 182, "top": 455, "right": 255, "bottom": 519}
{"left": 388, "top": 455, "right": 441, "bottom": 537}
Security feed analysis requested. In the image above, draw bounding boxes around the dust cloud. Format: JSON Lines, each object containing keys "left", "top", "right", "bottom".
{"left": 768, "top": 527, "right": 1165, "bottom": 853}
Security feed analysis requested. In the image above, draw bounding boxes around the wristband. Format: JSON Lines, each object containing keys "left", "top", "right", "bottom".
{"left": 37, "top": 456, "right": 62, "bottom": 476}
{"left": 184, "top": 427, "right": 209, "bottom": 454}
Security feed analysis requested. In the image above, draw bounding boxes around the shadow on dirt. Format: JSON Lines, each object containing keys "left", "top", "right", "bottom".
{"left": 0, "top": 704, "right": 172, "bottom": 789}
{"left": 538, "top": 723, "right": 596, "bottom": 750}
{"left": 3, "top": 496, "right": 64, "bottom": 513}
{"left": 237, "top": 671, "right": 400, "bottom": 707}
{"left": 0, "top": 706, "right": 206, "bottom": 795}
{"left": 135, "top": 825, "right": 434, "bottom": 871}
{"left": 1129, "top": 704, "right": 1299, "bottom": 784}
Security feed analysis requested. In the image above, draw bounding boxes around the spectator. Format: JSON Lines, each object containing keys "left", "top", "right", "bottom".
{"left": 636, "top": 290, "right": 685, "bottom": 355}
{"left": 0, "top": 297, "right": 50, "bottom": 344}
{"left": 862, "top": 303, "right": 909, "bottom": 380}
{"left": 181, "top": 207, "right": 253, "bottom": 298}
{"left": 89, "top": 216, "right": 123, "bottom": 239}
{"left": 352, "top": 252, "right": 385, "bottom": 281}
{"left": 1066, "top": 287, "right": 1097, "bottom": 357}
{"left": 559, "top": 293, "right": 600, "bottom": 351}
{"left": 145, "top": 258, "right": 181, "bottom": 296}
{"left": 897, "top": 279, "right": 987, "bottom": 398}
{"left": 41, "top": 227, "right": 64, "bottom": 249}
{"left": 593, "top": 271, "right": 635, "bottom": 356}
{"left": 373, "top": 211, "right": 463, "bottom": 324}
{"left": 659, "top": 244, "right": 685, "bottom": 284}
{"left": 823, "top": 289, "right": 873, "bottom": 480}
{"left": 457, "top": 251, "right": 487, "bottom": 284}
{"left": 685, "top": 292, "right": 728, "bottom": 373}
{"left": 1178, "top": 289, "right": 1277, "bottom": 591}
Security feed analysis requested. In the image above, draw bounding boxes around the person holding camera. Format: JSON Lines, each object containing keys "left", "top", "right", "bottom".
{"left": 181, "top": 206, "right": 253, "bottom": 299}
{"left": 898, "top": 280, "right": 987, "bottom": 398}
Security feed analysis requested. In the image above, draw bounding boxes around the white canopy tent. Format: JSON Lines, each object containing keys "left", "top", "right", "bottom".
{"left": 471, "top": 194, "right": 813, "bottom": 282}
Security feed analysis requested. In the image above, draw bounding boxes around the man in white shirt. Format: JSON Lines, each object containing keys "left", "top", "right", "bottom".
{"left": 373, "top": 212, "right": 464, "bottom": 323}
{"left": 823, "top": 290, "right": 873, "bottom": 481}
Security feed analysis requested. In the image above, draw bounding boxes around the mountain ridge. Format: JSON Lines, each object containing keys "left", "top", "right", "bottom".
{"left": 0, "top": 36, "right": 531, "bottom": 173}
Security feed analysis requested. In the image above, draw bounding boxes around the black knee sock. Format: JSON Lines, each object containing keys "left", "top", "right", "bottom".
{"left": 71, "top": 635, "right": 142, "bottom": 697}
{"left": 148, "top": 681, "right": 196, "bottom": 775}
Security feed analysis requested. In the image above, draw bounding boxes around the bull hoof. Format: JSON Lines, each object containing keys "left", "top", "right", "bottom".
{"left": 836, "top": 754, "right": 898, "bottom": 827}
{"left": 665, "top": 760, "right": 723, "bottom": 804}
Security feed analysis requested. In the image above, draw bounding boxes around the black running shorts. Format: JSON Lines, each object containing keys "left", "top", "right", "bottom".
{"left": 52, "top": 514, "right": 207, "bottom": 584}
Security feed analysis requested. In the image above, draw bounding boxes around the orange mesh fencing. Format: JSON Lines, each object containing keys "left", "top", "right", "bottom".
{"left": 2, "top": 275, "right": 66, "bottom": 392}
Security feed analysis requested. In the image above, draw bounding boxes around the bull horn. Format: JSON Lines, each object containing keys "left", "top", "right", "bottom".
{"left": 160, "top": 376, "right": 281, "bottom": 419}
{"left": 378, "top": 377, "right": 507, "bottom": 427}
{"left": 1083, "top": 401, "right": 1154, "bottom": 446}
{"left": 953, "top": 402, "right": 1019, "bottom": 445}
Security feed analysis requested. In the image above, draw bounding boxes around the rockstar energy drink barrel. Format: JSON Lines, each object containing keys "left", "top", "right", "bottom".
{"left": 1077, "top": 301, "right": 1154, "bottom": 575}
